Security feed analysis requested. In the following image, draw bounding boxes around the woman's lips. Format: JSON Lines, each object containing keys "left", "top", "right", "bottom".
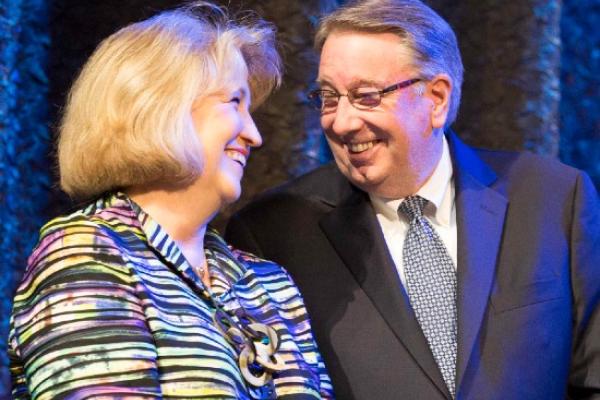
{"left": 224, "top": 148, "right": 248, "bottom": 167}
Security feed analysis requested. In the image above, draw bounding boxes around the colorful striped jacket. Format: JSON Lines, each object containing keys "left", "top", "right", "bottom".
{"left": 9, "top": 192, "right": 333, "bottom": 399}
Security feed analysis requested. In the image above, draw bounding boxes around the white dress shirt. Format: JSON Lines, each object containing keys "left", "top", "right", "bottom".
{"left": 369, "top": 136, "right": 457, "bottom": 289}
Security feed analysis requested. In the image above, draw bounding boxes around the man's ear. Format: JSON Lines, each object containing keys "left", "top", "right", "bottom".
{"left": 425, "top": 74, "right": 452, "bottom": 129}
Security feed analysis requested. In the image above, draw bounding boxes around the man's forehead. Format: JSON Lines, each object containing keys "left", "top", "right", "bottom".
{"left": 318, "top": 37, "right": 415, "bottom": 89}
{"left": 320, "top": 30, "right": 412, "bottom": 56}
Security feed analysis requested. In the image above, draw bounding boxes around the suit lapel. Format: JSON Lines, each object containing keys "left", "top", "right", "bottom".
{"left": 316, "top": 133, "right": 506, "bottom": 398}
{"left": 448, "top": 134, "right": 508, "bottom": 393}
{"left": 319, "top": 189, "right": 451, "bottom": 399}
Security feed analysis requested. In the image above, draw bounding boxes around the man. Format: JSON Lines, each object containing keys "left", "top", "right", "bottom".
{"left": 225, "top": 0, "right": 600, "bottom": 399}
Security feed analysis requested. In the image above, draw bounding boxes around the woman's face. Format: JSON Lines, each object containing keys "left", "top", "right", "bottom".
{"left": 190, "top": 76, "right": 262, "bottom": 207}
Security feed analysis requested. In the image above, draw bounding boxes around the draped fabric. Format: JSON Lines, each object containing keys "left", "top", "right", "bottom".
{"left": 0, "top": 0, "right": 50, "bottom": 395}
{"left": 0, "top": 0, "right": 598, "bottom": 397}
{"left": 559, "top": 0, "right": 600, "bottom": 189}
{"left": 432, "top": 0, "right": 562, "bottom": 156}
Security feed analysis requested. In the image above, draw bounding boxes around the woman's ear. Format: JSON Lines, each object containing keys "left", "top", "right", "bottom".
{"left": 425, "top": 74, "right": 452, "bottom": 129}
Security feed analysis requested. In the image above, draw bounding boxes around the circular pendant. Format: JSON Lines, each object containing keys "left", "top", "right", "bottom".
{"left": 247, "top": 323, "right": 285, "bottom": 372}
{"left": 239, "top": 345, "right": 272, "bottom": 386}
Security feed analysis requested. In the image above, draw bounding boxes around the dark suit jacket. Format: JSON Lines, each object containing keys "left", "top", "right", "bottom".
{"left": 225, "top": 133, "right": 600, "bottom": 400}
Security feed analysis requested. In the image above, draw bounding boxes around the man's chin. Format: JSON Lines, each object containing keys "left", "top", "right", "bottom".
{"left": 345, "top": 170, "right": 408, "bottom": 199}
{"left": 344, "top": 167, "right": 385, "bottom": 194}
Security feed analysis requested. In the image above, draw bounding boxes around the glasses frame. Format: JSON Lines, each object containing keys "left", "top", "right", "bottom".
{"left": 308, "top": 78, "right": 423, "bottom": 112}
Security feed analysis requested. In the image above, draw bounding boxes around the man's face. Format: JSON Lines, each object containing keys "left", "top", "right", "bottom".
{"left": 318, "top": 31, "right": 449, "bottom": 198}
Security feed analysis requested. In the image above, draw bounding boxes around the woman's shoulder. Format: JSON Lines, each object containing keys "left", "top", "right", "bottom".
{"left": 228, "top": 244, "right": 288, "bottom": 275}
{"left": 42, "top": 193, "right": 140, "bottom": 237}
{"left": 11, "top": 196, "right": 146, "bottom": 330}
{"left": 40, "top": 193, "right": 139, "bottom": 236}
{"left": 26, "top": 194, "right": 142, "bottom": 280}
{"left": 230, "top": 245, "right": 303, "bottom": 296}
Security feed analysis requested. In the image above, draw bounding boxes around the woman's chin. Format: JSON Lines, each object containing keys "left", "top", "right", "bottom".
{"left": 220, "top": 184, "right": 242, "bottom": 207}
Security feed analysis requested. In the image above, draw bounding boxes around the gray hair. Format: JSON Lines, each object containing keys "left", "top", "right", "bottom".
{"left": 316, "top": 0, "right": 463, "bottom": 126}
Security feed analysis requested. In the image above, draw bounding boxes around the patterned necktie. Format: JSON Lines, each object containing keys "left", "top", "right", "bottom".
{"left": 399, "top": 195, "right": 457, "bottom": 398}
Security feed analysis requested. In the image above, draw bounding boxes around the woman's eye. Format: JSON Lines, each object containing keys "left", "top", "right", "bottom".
{"left": 230, "top": 97, "right": 241, "bottom": 104}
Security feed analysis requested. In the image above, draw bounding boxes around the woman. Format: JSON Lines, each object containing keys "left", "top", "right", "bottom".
{"left": 8, "top": 3, "right": 333, "bottom": 399}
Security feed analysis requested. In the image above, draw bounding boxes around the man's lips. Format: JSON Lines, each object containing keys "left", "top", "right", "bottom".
{"left": 346, "top": 139, "right": 381, "bottom": 154}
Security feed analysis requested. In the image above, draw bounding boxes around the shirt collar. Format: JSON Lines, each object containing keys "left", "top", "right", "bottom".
{"left": 106, "top": 192, "right": 207, "bottom": 294}
{"left": 370, "top": 135, "right": 454, "bottom": 226}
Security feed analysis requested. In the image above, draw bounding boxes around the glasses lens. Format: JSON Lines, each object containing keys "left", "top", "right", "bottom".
{"left": 321, "top": 92, "right": 339, "bottom": 110}
{"left": 351, "top": 89, "right": 381, "bottom": 109}
{"left": 308, "top": 90, "right": 339, "bottom": 111}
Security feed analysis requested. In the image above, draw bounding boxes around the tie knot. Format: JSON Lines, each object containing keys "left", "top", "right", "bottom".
{"left": 398, "top": 195, "right": 428, "bottom": 221}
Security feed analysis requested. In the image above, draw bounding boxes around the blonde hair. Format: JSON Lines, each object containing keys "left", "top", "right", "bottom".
{"left": 58, "top": 2, "right": 281, "bottom": 199}
{"left": 315, "top": 0, "right": 463, "bottom": 127}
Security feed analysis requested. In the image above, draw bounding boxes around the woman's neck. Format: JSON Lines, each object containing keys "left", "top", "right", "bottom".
{"left": 126, "top": 182, "right": 220, "bottom": 286}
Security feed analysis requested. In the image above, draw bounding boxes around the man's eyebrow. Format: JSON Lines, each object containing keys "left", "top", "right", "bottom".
{"left": 349, "top": 78, "right": 384, "bottom": 87}
{"left": 315, "top": 78, "right": 384, "bottom": 89}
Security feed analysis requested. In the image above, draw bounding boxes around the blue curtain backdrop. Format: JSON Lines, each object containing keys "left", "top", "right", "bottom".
{"left": 0, "top": 0, "right": 50, "bottom": 394}
{"left": 560, "top": 0, "right": 600, "bottom": 184}
{"left": 0, "top": 0, "right": 598, "bottom": 397}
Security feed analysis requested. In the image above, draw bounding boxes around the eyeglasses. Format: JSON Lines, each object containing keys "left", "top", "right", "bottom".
{"left": 307, "top": 78, "right": 422, "bottom": 112}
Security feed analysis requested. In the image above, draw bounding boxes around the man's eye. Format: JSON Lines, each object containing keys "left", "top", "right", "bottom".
{"left": 354, "top": 91, "right": 380, "bottom": 107}
{"left": 321, "top": 93, "right": 338, "bottom": 107}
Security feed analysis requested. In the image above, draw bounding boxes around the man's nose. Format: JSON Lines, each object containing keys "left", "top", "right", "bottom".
{"left": 328, "top": 96, "right": 364, "bottom": 136}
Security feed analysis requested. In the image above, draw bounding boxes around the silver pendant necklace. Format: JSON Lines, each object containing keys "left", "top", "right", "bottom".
{"left": 212, "top": 305, "right": 285, "bottom": 386}
{"left": 203, "top": 248, "right": 286, "bottom": 389}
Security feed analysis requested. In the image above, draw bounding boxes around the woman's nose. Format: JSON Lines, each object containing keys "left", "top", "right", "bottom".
{"left": 241, "top": 115, "right": 262, "bottom": 148}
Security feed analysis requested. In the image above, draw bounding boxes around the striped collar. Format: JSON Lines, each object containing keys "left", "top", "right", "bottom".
{"left": 94, "top": 192, "right": 248, "bottom": 297}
